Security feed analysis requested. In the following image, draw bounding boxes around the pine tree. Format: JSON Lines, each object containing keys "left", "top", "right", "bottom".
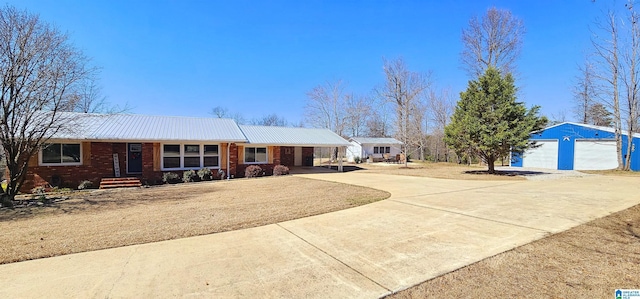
{"left": 445, "top": 68, "right": 547, "bottom": 174}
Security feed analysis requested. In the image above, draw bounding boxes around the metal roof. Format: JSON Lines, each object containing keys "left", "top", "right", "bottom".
{"left": 537, "top": 122, "right": 640, "bottom": 138}
{"left": 51, "top": 112, "right": 248, "bottom": 142}
{"left": 49, "top": 112, "right": 350, "bottom": 146}
{"left": 350, "top": 137, "right": 402, "bottom": 145}
{"left": 239, "top": 125, "right": 350, "bottom": 147}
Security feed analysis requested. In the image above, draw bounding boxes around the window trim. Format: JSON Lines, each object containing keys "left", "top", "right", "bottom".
{"left": 39, "top": 142, "right": 83, "bottom": 166}
{"left": 161, "top": 143, "right": 220, "bottom": 170}
{"left": 244, "top": 146, "right": 269, "bottom": 164}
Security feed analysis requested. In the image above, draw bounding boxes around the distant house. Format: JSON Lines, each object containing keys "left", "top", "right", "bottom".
{"left": 21, "top": 112, "right": 350, "bottom": 191}
{"left": 511, "top": 122, "right": 640, "bottom": 171}
{"left": 345, "top": 137, "right": 402, "bottom": 162}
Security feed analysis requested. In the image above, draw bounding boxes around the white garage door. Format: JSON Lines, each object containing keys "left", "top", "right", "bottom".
{"left": 522, "top": 140, "right": 558, "bottom": 169}
{"left": 574, "top": 140, "right": 618, "bottom": 170}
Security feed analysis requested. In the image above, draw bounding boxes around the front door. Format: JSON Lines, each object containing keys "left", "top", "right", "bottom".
{"left": 127, "top": 143, "right": 143, "bottom": 173}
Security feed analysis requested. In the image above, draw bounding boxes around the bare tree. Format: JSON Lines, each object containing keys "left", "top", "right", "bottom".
{"left": 587, "top": 103, "right": 613, "bottom": 126}
{"left": 622, "top": 1, "right": 640, "bottom": 170}
{"left": 66, "top": 76, "right": 129, "bottom": 114}
{"left": 408, "top": 97, "right": 428, "bottom": 161}
{"left": 209, "top": 105, "right": 246, "bottom": 124}
{"left": 250, "top": 113, "right": 288, "bottom": 126}
{"left": 592, "top": 9, "right": 624, "bottom": 169}
{"left": 304, "top": 80, "right": 349, "bottom": 136}
{"left": 365, "top": 108, "right": 391, "bottom": 137}
{"left": 549, "top": 108, "right": 569, "bottom": 125}
{"left": 378, "top": 57, "right": 430, "bottom": 166}
{"left": 573, "top": 60, "right": 598, "bottom": 123}
{"left": 0, "top": 6, "right": 93, "bottom": 204}
{"left": 211, "top": 106, "right": 228, "bottom": 118}
{"left": 345, "top": 94, "right": 371, "bottom": 137}
{"left": 428, "top": 87, "right": 454, "bottom": 162}
{"left": 461, "top": 7, "right": 525, "bottom": 76}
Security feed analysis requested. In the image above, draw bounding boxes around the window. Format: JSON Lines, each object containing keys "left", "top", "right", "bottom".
{"left": 163, "top": 144, "right": 180, "bottom": 169}
{"left": 204, "top": 145, "right": 219, "bottom": 167}
{"left": 183, "top": 144, "right": 200, "bottom": 168}
{"left": 41, "top": 143, "right": 81, "bottom": 165}
{"left": 245, "top": 147, "right": 268, "bottom": 163}
{"left": 162, "top": 144, "right": 219, "bottom": 169}
{"left": 373, "top": 146, "right": 390, "bottom": 154}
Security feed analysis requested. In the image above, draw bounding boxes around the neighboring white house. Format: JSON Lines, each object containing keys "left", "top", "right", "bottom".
{"left": 346, "top": 137, "right": 403, "bottom": 162}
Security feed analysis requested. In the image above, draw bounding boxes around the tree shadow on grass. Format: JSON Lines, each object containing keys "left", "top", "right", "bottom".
{"left": 464, "top": 169, "right": 551, "bottom": 177}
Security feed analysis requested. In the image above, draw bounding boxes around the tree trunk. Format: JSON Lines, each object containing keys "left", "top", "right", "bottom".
{"left": 487, "top": 156, "right": 496, "bottom": 174}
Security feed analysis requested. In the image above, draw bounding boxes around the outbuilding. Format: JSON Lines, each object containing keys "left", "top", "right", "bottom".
{"left": 345, "top": 137, "right": 403, "bottom": 162}
{"left": 511, "top": 122, "right": 640, "bottom": 171}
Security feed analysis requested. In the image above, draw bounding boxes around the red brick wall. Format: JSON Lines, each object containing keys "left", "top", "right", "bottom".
{"left": 21, "top": 142, "right": 312, "bottom": 192}
{"left": 280, "top": 146, "right": 294, "bottom": 167}
{"left": 234, "top": 145, "right": 283, "bottom": 178}
{"left": 25, "top": 142, "right": 115, "bottom": 191}
{"left": 23, "top": 142, "right": 165, "bottom": 192}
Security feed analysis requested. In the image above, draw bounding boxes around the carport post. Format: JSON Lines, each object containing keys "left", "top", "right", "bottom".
{"left": 338, "top": 146, "right": 344, "bottom": 172}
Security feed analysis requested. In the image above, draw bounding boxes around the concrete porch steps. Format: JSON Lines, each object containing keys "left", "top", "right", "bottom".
{"left": 99, "top": 177, "right": 142, "bottom": 189}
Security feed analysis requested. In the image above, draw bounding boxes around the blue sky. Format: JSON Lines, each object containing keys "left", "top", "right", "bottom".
{"left": 6, "top": 0, "right": 612, "bottom": 125}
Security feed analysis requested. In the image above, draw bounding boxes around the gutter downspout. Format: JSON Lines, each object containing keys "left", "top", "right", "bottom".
{"left": 227, "top": 143, "right": 231, "bottom": 180}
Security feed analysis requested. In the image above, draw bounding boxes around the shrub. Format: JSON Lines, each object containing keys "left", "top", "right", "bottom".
{"left": 162, "top": 172, "right": 180, "bottom": 184}
{"left": 273, "top": 165, "right": 289, "bottom": 176}
{"left": 244, "top": 165, "right": 263, "bottom": 178}
{"left": 182, "top": 170, "right": 199, "bottom": 183}
{"left": 77, "top": 180, "right": 93, "bottom": 190}
{"left": 197, "top": 168, "right": 214, "bottom": 181}
{"left": 354, "top": 156, "right": 361, "bottom": 164}
{"left": 216, "top": 169, "right": 226, "bottom": 180}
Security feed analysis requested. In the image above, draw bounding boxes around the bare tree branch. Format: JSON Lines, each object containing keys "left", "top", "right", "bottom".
{"left": 460, "top": 7, "right": 525, "bottom": 77}
{"left": 0, "top": 6, "right": 94, "bottom": 203}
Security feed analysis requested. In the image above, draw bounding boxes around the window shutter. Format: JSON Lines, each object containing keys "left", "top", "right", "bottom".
{"left": 82, "top": 142, "right": 91, "bottom": 165}
{"left": 220, "top": 143, "right": 228, "bottom": 170}
{"left": 268, "top": 146, "right": 274, "bottom": 164}
{"left": 238, "top": 146, "right": 244, "bottom": 164}
{"left": 153, "top": 143, "right": 161, "bottom": 171}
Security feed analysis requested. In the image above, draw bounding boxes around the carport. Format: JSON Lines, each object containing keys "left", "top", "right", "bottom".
{"left": 239, "top": 125, "right": 350, "bottom": 172}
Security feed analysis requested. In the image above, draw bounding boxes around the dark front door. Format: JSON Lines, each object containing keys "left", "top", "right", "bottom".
{"left": 127, "top": 143, "right": 143, "bottom": 173}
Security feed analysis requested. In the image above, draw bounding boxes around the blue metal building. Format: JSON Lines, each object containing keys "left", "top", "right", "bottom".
{"left": 511, "top": 122, "right": 640, "bottom": 171}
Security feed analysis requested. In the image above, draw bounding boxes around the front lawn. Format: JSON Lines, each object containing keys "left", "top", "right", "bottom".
{"left": 0, "top": 176, "right": 390, "bottom": 264}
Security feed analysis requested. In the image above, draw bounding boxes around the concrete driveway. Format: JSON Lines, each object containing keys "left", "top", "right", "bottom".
{"left": 1, "top": 172, "right": 639, "bottom": 298}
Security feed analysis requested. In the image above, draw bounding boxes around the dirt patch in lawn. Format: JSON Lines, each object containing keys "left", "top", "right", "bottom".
{"left": 0, "top": 176, "right": 389, "bottom": 265}
{"left": 355, "top": 162, "right": 525, "bottom": 181}
{"left": 388, "top": 204, "right": 640, "bottom": 298}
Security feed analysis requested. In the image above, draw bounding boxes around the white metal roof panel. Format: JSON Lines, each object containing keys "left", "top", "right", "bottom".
{"left": 50, "top": 112, "right": 248, "bottom": 142}
{"left": 239, "top": 125, "right": 350, "bottom": 147}
{"left": 350, "top": 137, "right": 403, "bottom": 145}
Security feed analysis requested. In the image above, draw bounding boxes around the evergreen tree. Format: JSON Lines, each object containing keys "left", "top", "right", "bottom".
{"left": 445, "top": 68, "right": 547, "bottom": 173}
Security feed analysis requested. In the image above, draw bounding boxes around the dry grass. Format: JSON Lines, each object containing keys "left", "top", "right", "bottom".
{"left": 581, "top": 169, "right": 640, "bottom": 177}
{"left": 355, "top": 162, "right": 525, "bottom": 181}
{"left": 0, "top": 176, "right": 389, "bottom": 265}
{"left": 388, "top": 204, "right": 640, "bottom": 298}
